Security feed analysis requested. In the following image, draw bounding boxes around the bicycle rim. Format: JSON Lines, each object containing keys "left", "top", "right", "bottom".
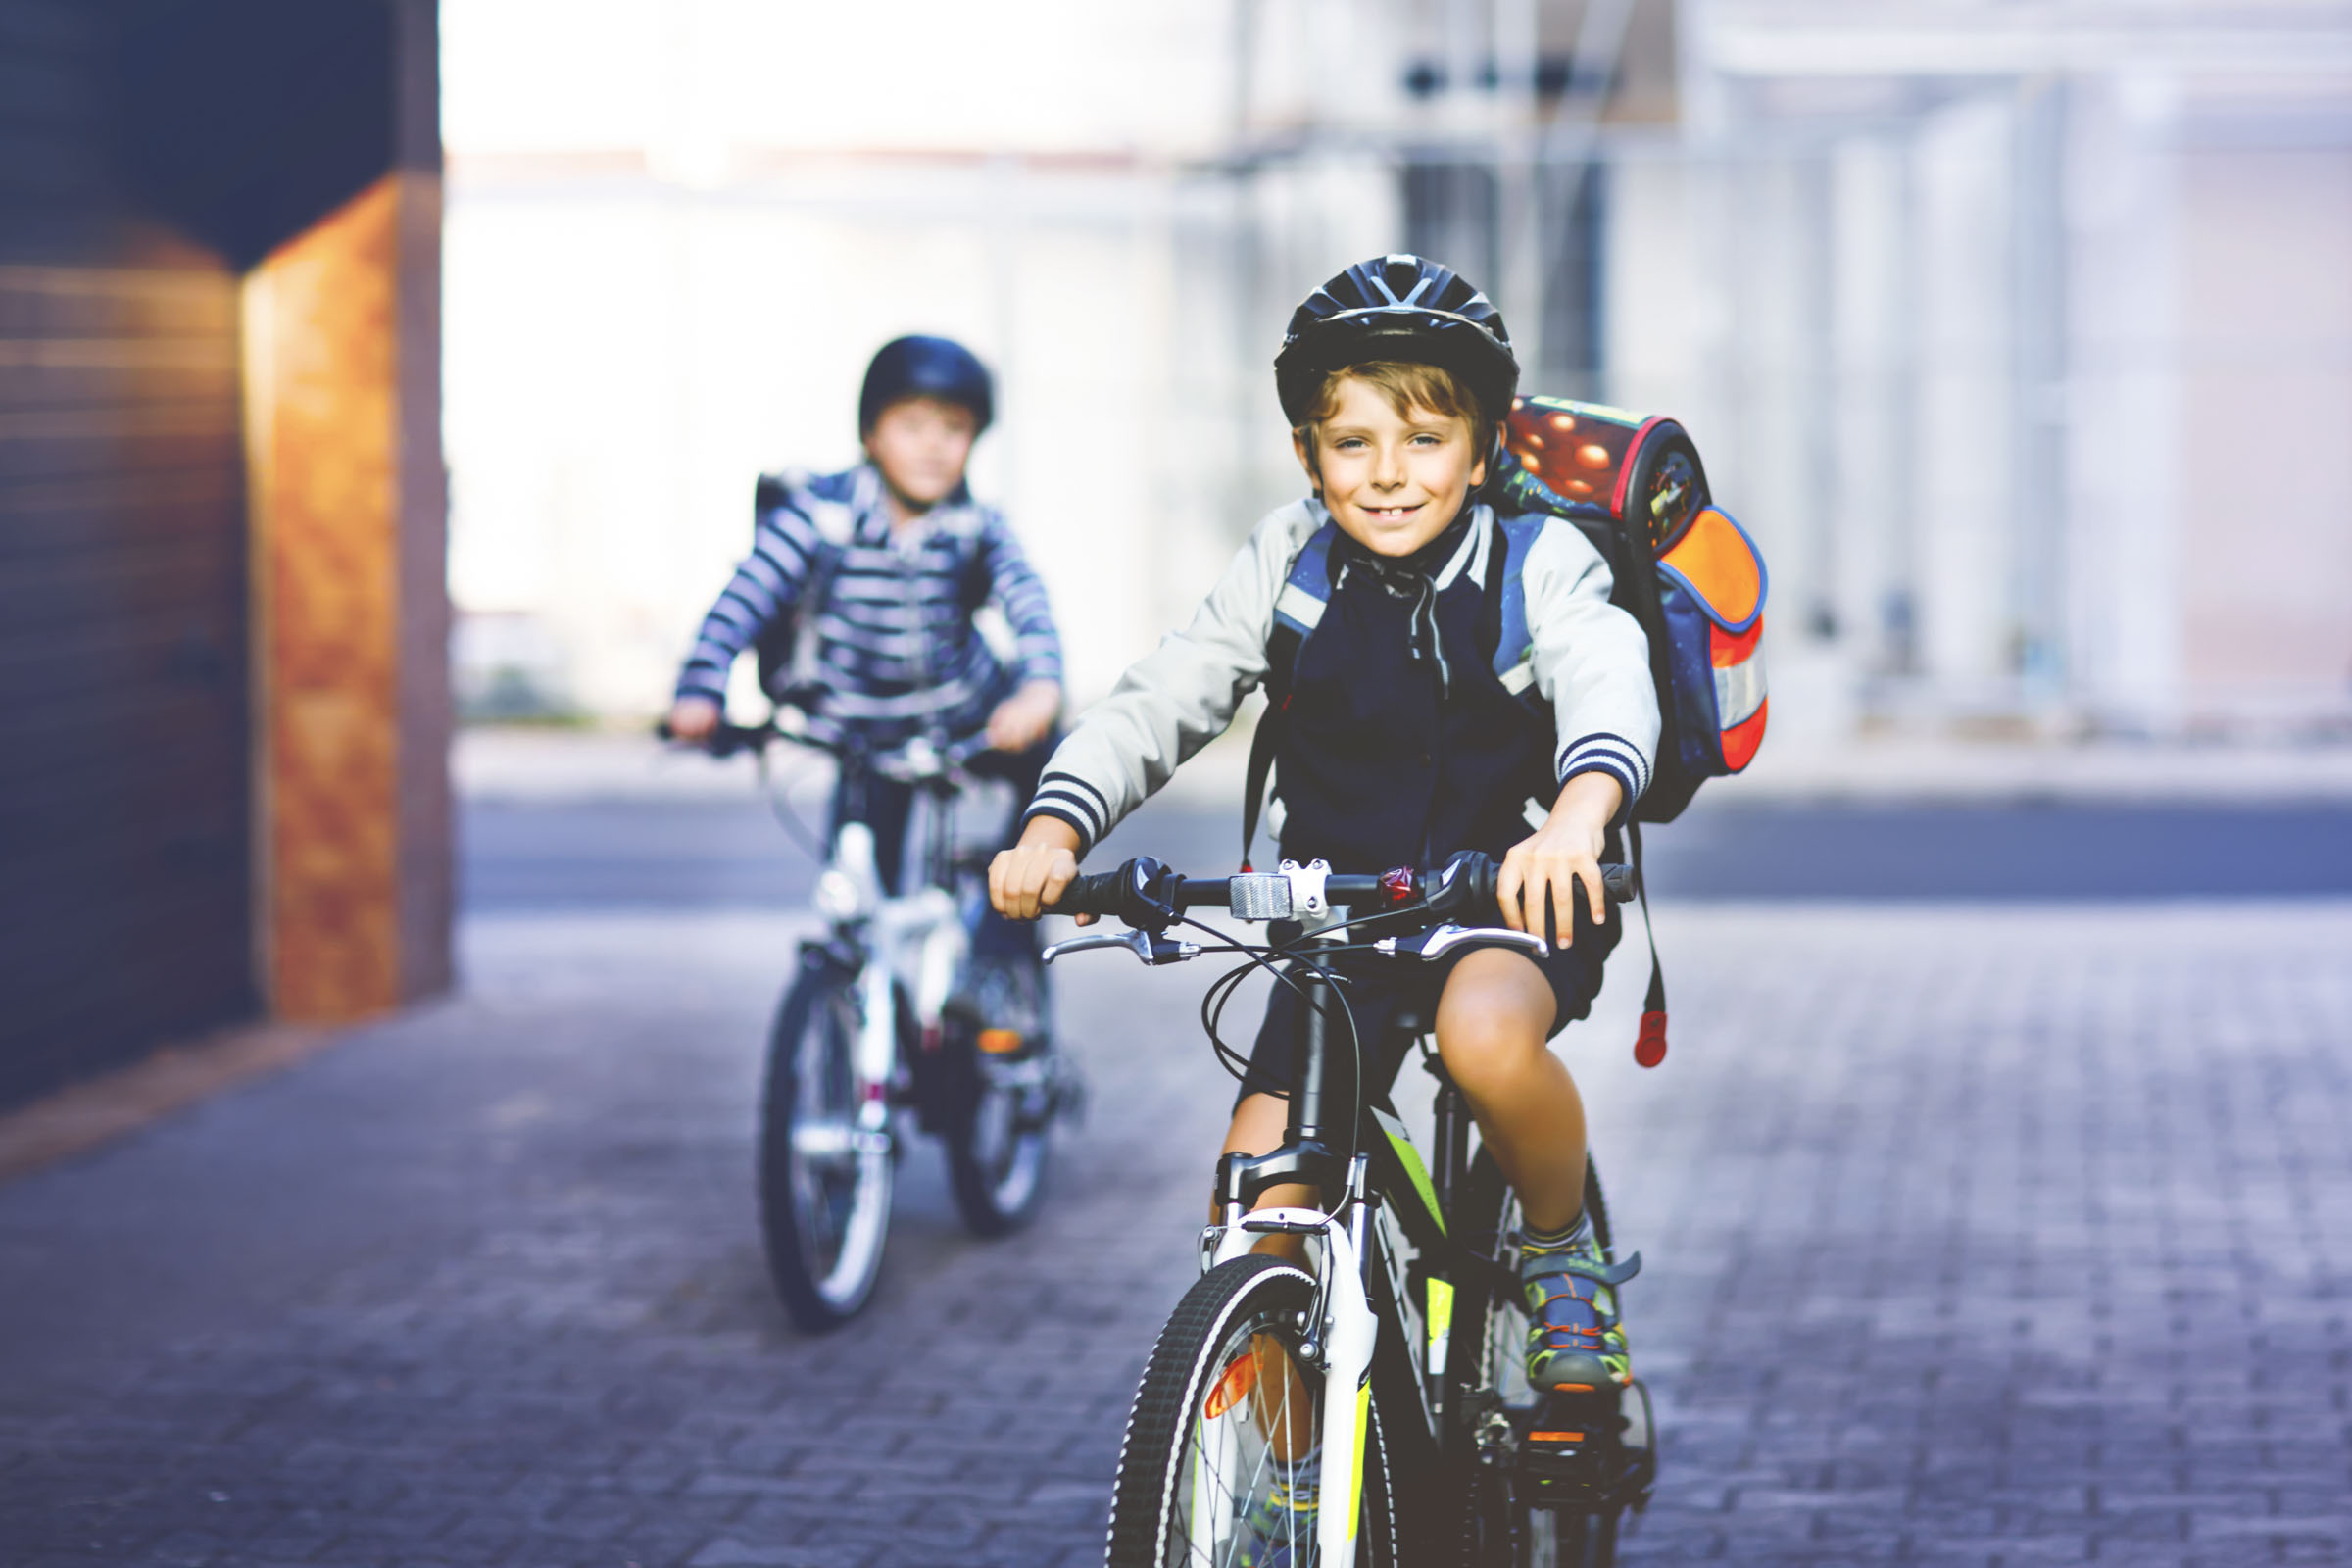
{"left": 758, "top": 965, "right": 893, "bottom": 1329}
{"left": 1105, "top": 1254, "right": 1397, "bottom": 1568}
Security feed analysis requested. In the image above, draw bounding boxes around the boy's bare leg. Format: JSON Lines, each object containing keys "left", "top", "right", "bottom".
{"left": 1219, "top": 1091, "right": 1317, "bottom": 1246}
{"left": 1434, "top": 949, "right": 1584, "bottom": 1233}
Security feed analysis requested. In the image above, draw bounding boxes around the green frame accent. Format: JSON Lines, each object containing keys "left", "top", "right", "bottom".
{"left": 1369, "top": 1104, "right": 1446, "bottom": 1238}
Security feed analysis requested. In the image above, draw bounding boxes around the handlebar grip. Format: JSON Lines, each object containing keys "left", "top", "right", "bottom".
{"left": 655, "top": 717, "right": 771, "bottom": 758}
{"left": 1456, "top": 855, "right": 1637, "bottom": 906}
{"left": 1054, "top": 870, "right": 1131, "bottom": 919}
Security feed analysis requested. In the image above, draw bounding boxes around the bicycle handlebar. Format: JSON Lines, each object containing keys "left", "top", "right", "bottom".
{"left": 655, "top": 717, "right": 989, "bottom": 780}
{"left": 1054, "top": 854, "right": 1636, "bottom": 928}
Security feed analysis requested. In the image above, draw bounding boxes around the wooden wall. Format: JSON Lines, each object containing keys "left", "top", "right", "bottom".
{"left": 0, "top": 0, "right": 448, "bottom": 1108}
{"left": 247, "top": 171, "right": 449, "bottom": 1020}
{"left": 0, "top": 5, "right": 257, "bottom": 1107}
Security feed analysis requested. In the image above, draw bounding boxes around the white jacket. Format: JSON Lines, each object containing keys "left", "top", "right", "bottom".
{"left": 1026, "top": 498, "right": 1661, "bottom": 856}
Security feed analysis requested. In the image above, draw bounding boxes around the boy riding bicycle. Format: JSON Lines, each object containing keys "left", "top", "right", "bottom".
{"left": 991, "top": 257, "right": 1659, "bottom": 1511}
{"left": 670, "top": 334, "right": 1065, "bottom": 1017}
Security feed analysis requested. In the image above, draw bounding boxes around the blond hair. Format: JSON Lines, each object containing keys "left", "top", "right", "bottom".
{"left": 1300, "top": 360, "right": 1486, "bottom": 439}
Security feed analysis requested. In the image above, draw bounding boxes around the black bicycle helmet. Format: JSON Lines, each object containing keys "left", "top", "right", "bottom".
{"left": 1273, "top": 254, "right": 1518, "bottom": 429}
{"left": 858, "top": 334, "right": 994, "bottom": 434}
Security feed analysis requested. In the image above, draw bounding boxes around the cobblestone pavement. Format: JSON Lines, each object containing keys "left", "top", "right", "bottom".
{"left": 3, "top": 902, "right": 2349, "bottom": 1567}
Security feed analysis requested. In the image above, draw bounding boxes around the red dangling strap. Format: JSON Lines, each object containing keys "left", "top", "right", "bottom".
{"left": 1629, "top": 822, "right": 1668, "bottom": 1068}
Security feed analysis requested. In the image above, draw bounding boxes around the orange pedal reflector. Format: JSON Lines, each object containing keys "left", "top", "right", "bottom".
{"left": 1530, "top": 1431, "right": 1586, "bottom": 1443}
{"left": 978, "top": 1029, "right": 1024, "bottom": 1055}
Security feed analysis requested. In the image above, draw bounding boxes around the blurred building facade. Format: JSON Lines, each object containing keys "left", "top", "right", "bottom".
{"left": 1652, "top": 2, "right": 2352, "bottom": 740}
{"left": 0, "top": 1, "right": 451, "bottom": 1110}
{"left": 444, "top": 0, "right": 2351, "bottom": 738}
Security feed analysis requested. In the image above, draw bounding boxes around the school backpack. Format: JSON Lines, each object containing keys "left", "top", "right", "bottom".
{"left": 1244, "top": 396, "right": 1769, "bottom": 1066}
{"left": 1493, "top": 396, "right": 1769, "bottom": 822}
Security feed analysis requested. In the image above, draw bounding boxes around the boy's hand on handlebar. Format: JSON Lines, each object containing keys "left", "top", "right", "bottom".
{"left": 986, "top": 680, "right": 1062, "bottom": 754}
{"left": 990, "top": 816, "right": 1090, "bottom": 924}
{"left": 666, "top": 696, "right": 722, "bottom": 743}
{"left": 1498, "top": 772, "right": 1624, "bottom": 947}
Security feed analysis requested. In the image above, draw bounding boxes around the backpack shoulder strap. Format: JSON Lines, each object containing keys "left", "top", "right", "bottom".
{"left": 1490, "top": 512, "right": 1544, "bottom": 697}
{"left": 1242, "top": 520, "right": 1340, "bottom": 870}
{"left": 767, "top": 471, "right": 855, "bottom": 705}
{"left": 1271, "top": 521, "right": 1338, "bottom": 638}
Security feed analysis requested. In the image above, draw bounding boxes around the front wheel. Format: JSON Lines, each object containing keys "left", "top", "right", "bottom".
{"left": 756, "top": 956, "right": 895, "bottom": 1332}
{"left": 1105, "top": 1254, "right": 1399, "bottom": 1568}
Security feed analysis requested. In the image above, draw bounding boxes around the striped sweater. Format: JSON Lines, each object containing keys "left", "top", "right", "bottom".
{"left": 676, "top": 464, "right": 1061, "bottom": 740}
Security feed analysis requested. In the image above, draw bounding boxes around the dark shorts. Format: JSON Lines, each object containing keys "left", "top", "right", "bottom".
{"left": 1237, "top": 889, "right": 1621, "bottom": 1106}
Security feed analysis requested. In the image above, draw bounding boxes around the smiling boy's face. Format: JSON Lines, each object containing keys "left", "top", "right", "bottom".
{"left": 1294, "top": 371, "right": 1487, "bottom": 558}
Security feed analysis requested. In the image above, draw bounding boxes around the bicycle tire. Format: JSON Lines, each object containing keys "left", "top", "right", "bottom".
{"left": 1446, "top": 1153, "right": 1632, "bottom": 1568}
{"left": 943, "top": 961, "right": 1055, "bottom": 1237}
{"left": 1105, "top": 1253, "right": 1400, "bottom": 1568}
{"left": 756, "top": 958, "right": 895, "bottom": 1332}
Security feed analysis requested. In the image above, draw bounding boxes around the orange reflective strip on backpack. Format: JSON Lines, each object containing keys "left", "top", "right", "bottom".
{"left": 1720, "top": 699, "right": 1768, "bottom": 771}
{"left": 1710, "top": 619, "right": 1767, "bottom": 732}
{"left": 1659, "top": 507, "right": 1768, "bottom": 764}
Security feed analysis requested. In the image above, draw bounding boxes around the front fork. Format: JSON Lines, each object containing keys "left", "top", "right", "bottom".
{"left": 1204, "top": 1153, "right": 1379, "bottom": 1564}
{"left": 839, "top": 878, "right": 962, "bottom": 1146}
{"left": 852, "top": 957, "right": 896, "bottom": 1139}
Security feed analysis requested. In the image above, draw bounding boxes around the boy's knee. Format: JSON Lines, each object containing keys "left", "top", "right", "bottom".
{"left": 1436, "top": 968, "right": 1554, "bottom": 1087}
{"left": 1436, "top": 1006, "right": 1544, "bottom": 1086}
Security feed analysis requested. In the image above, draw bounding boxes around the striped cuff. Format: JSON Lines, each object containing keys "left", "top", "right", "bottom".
{"left": 1020, "top": 804, "right": 1097, "bottom": 858}
{"left": 1023, "top": 769, "right": 1112, "bottom": 857}
{"left": 1015, "top": 656, "right": 1065, "bottom": 689}
{"left": 675, "top": 668, "right": 729, "bottom": 704}
{"left": 1556, "top": 731, "right": 1649, "bottom": 826}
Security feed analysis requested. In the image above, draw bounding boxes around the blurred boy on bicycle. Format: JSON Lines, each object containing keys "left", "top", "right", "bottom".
{"left": 991, "top": 258, "right": 1657, "bottom": 1410}
{"left": 670, "top": 335, "right": 1064, "bottom": 1002}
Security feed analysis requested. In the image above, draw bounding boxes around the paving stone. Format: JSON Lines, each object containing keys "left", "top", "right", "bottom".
{"left": 3, "top": 904, "right": 2350, "bottom": 1566}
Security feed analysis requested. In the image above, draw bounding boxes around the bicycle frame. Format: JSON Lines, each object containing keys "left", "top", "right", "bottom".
{"left": 1190, "top": 956, "right": 1516, "bottom": 1561}
{"left": 807, "top": 755, "right": 974, "bottom": 1141}
{"left": 1197, "top": 959, "right": 1396, "bottom": 1565}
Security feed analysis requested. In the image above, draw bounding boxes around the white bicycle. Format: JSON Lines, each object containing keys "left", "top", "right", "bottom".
{"left": 670, "top": 716, "right": 1083, "bottom": 1331}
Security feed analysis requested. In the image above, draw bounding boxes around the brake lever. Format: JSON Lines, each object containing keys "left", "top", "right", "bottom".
{"left": 1042, "top": 929, "right": 1202, "bottom": 966}
{"left": 1373, "top": 924, "right": 1549, "bottom": 962}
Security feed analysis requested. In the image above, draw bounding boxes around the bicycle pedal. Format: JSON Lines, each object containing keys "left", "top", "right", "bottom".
{"left": 1515, "top": 1393, "right": 1626, "bottom": 1509}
